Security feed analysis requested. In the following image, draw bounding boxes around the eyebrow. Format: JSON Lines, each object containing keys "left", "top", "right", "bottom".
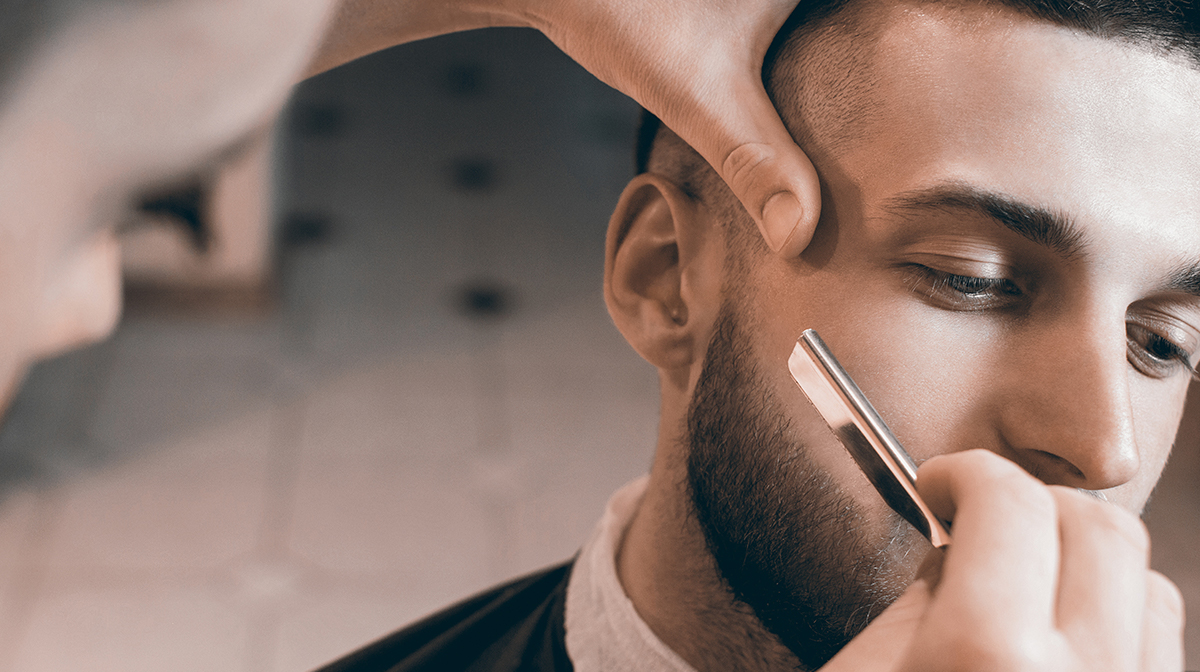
{"left": 881, "top": 184, "right": 1087, "bottom": 261}
{"left": 883, "top": 183, "right": 1200, "bottom": 299}
{"left": 1167, "top": 261, "right": 1200, "bottom": 298}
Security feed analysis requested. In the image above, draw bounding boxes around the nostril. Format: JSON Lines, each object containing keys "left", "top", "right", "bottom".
{"left": 1032, "top": 450, "right": 1085, "bottom": 479}
{"left": 1019, "top": 449, "right": 1086, "bottom": 485}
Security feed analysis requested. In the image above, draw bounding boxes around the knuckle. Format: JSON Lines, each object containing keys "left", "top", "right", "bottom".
{"left": 1051, "top": 486, "right": 1150, "bottom": 553}
{"left": 989, "top": 470, "right": 1055, "bottom": 516}
{"left": 1107, "top": 509, "right": 1150, "bottom": 553}
{"left": 940, "top": 628, "right": 1049, "bottom": 672}
{"left": 1147, "top": 571, "right": 1186, "bottom": 623}
{"left": 929, "top": 450, "right": 1059, "bottom": 519}
{"left": 720, "top": 143, "right": 776, "bottom": 207}
{"left": 955, "top": 449, "right": 1029, "bottom": 481}
{"left": 1089, "top": 501, "right": 1150, "bottom": 553}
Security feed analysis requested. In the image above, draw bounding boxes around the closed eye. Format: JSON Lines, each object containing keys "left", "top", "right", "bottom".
{"left": 1127, "top": 320, "right": 1200, "bottom": 380}
{"left": 905, "top": 265, "right": 1024, "bottom": 311}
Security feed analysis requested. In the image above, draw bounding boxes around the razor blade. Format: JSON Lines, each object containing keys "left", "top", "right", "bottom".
{"left": 788, "top": 329, "right": 951, "bottom": 548}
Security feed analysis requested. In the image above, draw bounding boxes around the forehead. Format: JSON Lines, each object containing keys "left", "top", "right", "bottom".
{"left": 822, "top": 5, "right": 1200, "bottom": 259}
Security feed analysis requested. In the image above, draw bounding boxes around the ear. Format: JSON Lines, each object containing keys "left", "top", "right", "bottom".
{"left": 32, "top": 230, "right": 123, "bottom": 360}
{"left": 604, "top": 173, "right": 723, "bottom": 386}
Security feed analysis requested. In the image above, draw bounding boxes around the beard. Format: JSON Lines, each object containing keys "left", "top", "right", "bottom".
{"left": 685, "top": 304, "right": 917, "bottom": 670}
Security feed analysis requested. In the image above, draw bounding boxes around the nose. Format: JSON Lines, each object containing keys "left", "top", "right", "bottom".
{"left": 992, "top": 314, "right": 1140, "bottom": 491}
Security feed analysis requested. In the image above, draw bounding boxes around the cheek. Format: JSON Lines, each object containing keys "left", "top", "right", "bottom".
{"left": 1121, "top": 376, "right": 1189, "bottom": 507}
{"left": 752, "top": 269, "right": 1001, "bottom": 462}
{"left": 746, "top": 263, "right": 995, "bottom": 522}
{"left": 1131, "top": 379, "right": 1188, "bottom": 455}
{"left": 834, "top": 314, "right": 1002, "bottom": 466}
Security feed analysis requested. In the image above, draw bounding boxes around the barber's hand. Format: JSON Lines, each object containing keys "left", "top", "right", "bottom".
{"left": 822, "top": 450, "right": 1185, "bottom": 672}
{"left": 312, "top": 0, "right": 821, "bottom": 255}
{"left": 525, "top": 0, "right": 821, "bottom": 256}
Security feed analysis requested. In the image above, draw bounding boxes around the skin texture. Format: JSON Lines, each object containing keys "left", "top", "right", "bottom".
{"left": 606, "top": 4, "right": 1195, "bottom": 671}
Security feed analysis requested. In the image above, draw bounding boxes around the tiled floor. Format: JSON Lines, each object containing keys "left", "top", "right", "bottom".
{"left": 0, "top": 27, "right": 1195, "bottom": 672}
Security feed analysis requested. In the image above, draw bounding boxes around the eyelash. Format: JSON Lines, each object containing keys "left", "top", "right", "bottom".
{"left": 908, "top": 266, "right": 1023, "bottom": 311}
{"left": 910, "top": 265, "right": 1199, "bottom": 380}
{"left": 1127, "top": 321, "right": 1199, "bottom": 380}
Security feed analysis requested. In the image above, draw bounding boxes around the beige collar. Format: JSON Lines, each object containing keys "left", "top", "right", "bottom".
{"left": 565, "top": 476, "right": 698, "bottom": 672}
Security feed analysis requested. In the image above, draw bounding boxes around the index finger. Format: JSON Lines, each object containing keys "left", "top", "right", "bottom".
{"left": 916, "top": 450, "right": 1059, "bottom": 632}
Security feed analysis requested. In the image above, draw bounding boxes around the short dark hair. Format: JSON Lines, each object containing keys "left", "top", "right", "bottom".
{"left": 635, "top": 0, "right": 1200, "bottom": 178}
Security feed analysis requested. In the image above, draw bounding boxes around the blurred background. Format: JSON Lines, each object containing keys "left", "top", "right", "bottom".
{"left": 0, "top": 27, "right": 1193, "bottom": 672}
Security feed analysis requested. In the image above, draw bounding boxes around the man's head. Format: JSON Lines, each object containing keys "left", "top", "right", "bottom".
{"left": 605, "top": 0, "right": 1200, "bottom": 667}
{"left": 0, "top": 0, "right": 331, "bottom": 409}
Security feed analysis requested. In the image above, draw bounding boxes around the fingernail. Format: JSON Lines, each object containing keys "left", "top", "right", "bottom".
{"left": 762, "top": 191, "right": 802, "bottom": 253}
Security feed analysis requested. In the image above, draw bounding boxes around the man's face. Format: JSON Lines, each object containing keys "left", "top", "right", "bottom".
{"left": 685, "top": 6, "right": 1200, "bottom": 667}
{"left": 0, "top": 0, "right": 330, "bottom": 407}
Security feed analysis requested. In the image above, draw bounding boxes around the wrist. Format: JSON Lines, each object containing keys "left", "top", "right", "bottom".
{"left": 394, "top": 0, "right": 536, "bottom": 36}
{"left": 305, "top": 0, "right": 535, "bottom": 78}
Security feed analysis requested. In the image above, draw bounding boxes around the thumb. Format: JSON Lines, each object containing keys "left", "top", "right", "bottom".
{"left": 818, "top": 570, "right": 938, "bottom": 671}
{"left": 675, "top": 78, "right": 821, "bottom": 257}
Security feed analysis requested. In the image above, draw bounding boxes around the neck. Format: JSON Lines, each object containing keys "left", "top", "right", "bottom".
{"left": 615, "top": 387, "right": 801, "bottom": 672}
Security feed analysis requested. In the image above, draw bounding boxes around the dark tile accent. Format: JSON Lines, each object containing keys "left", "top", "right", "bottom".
{"left": 456, "top": 280, "right": 515, "bottom": 320}
{"left": 279, "top": 212, "right": 334, "bottom": 248}
{"left": 449, "top": 158, "right": 499, "bottom": 192}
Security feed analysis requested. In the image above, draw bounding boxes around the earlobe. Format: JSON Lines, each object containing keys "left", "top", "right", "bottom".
{"left": 33, "top": 230, "right": 123, "bottom": 360}
{"left": 604, "top": 174, "right": 719, "bottom": 378}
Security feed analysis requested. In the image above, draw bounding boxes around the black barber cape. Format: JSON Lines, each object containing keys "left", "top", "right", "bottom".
{"left": 314, "top": 559, "right": 1200, "bottom": 672}
{"left": 314, "top": 561, "right": 575, "bottom": 672}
